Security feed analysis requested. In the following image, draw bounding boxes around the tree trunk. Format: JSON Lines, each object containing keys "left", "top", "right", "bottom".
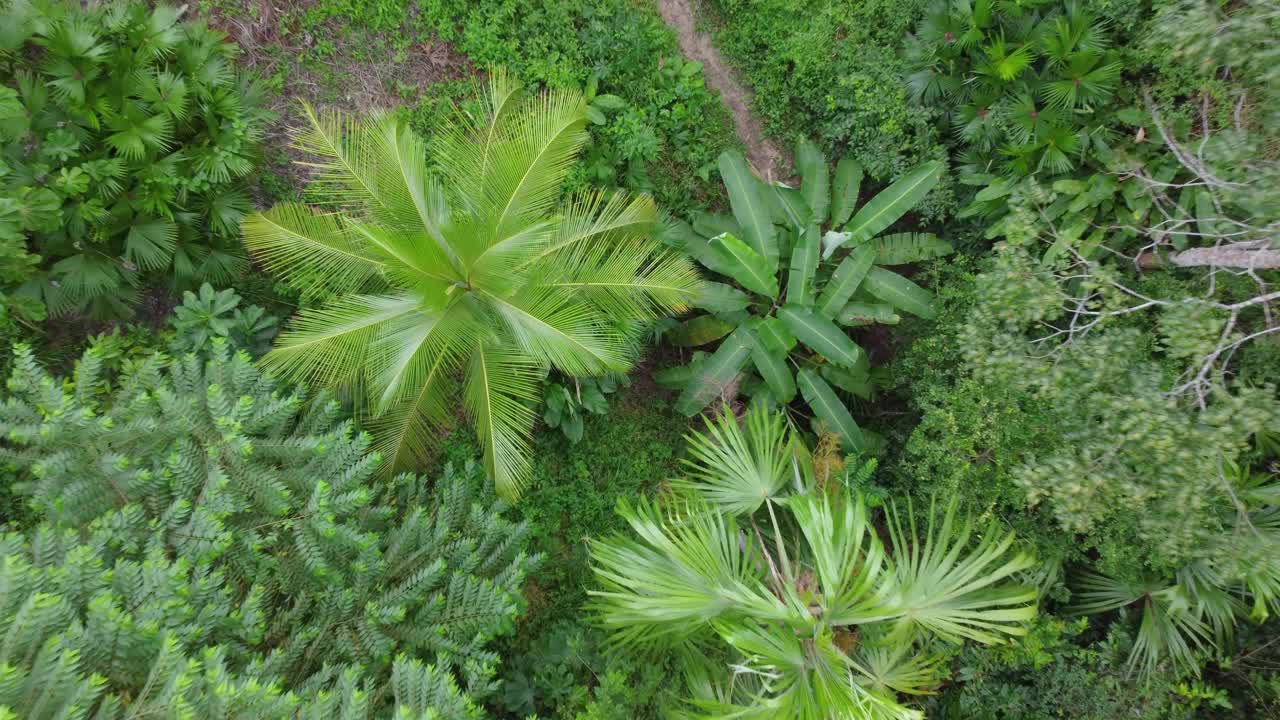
{"left": 1138, "top": 244, "right": 1280, "bottom": 270}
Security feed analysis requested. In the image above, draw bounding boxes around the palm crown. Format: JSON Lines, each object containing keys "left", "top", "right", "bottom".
{"left": 242, "top": 71, "right": 701, "bottom": 499}
{"left": 590, "top": 408, "right": 1038, "bottom": 718}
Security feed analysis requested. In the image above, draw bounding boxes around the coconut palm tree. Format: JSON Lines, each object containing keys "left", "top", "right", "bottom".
{"left": 242, "top": 71, "right": 701, "bottom": 499}
{"left": 589, "top": 407, "right": 1039, "bottom": 718}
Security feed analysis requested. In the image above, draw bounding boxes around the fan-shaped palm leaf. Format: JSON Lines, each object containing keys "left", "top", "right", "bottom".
{"left": 884, "top": 497, "right": 1038, "bottom": 644}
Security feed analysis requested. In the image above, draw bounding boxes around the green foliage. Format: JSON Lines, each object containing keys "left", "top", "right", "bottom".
{"left": 707, "top": 0, "right": 955, "bottom": 220}
{"left": 590, "top": 407, "right": 1038, "bottom": 718}
{"left": 658, "top": 146, "right": 948, "bottom": 450}
{"left": 168, "top": 282, "right": 278, "bottom": 356}
{"left": 440, "top": 376, "right": 690, "bottom": 718}
{"left": 0, "top": 340, "right": 538, "bottom": 716}
{"left": 282, "top": 0, "right": 736, "bottom": 214}
{"left": 906, "top": 0, "right": 1124, "bottom": 176}
{"left": 0, "top": 0, "right": 269, "bottom": 319}
{"left": 242, "top": 71, "right": 700, "bottom": 499}
{"left": 926, "top": 616, "right": 1197, "bottom": 719}
{"left": 542, "top": 373, "right": 629, "bottom": 444}
{"left": 500, "top": 620, "right": 670, "bottom": 720}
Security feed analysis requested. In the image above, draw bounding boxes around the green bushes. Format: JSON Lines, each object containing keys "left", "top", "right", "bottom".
{"left": 707, "top": 0, "right": 955, "bottom": 219}
{"left": 906, "top": 0, "right": 1124, "bottom": 176}
{"left": 0, "top": 1, "right": 269, "bottom": 320}
{"left": 0, "top": 340, "right": 537, "bottom": 716}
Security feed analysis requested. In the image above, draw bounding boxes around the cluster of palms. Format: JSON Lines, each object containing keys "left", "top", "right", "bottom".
{"left": 243, "top": 70, "right": 1040, "bottom": 716}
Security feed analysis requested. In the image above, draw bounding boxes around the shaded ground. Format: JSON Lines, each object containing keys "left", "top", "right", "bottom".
{"left": 655, "top": 0, "right": 793, "bottom": 180}
{"left": 203, "top": 0, "right": 477, "bottom": 194}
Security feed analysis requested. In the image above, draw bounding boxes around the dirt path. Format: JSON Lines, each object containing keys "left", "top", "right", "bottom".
{"left": 655, "top": 0, "right": 793, "bottom": 181}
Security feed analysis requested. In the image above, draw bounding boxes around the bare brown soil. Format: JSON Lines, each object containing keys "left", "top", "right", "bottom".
{"left": 655, "top": 0, "right": 793, "bottom": 181}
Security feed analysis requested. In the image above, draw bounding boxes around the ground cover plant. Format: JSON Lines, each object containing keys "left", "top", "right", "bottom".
{"left": 1, "top": 0, "right": 269, "bottom": 321}
{"left": 1, "top": 0, "right": 1277, "bottom": 717}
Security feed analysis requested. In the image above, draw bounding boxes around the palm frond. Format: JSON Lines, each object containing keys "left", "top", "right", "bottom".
{"left": 589, "top": 496, "right": 760, "bottom": 649}
{"left": 521, "top": 190, "right": 658, "bottom": 269}
{"left": 851, "top": 643, "right": 946, "bottom": 696}
{"left": 241, "top": 203, "right": 384, "bottom": 295}
{"left": 481, "top": 286, "right": 630, "bottom": 375}
{"left": 262, "top": 293, "right": 420, "bottom": 388}
{"left": 884, "top": 497, "right": 1038, "bottom": 644}
{"left": 291, "top": 102, "right": 431, "bottom": 233}
{"left": 463, "top": 341, "right": 540, "bottom": 500}
{"left": 543, "top": 237, "right": 703, "bottom": 325}
{"left": 674, "top": 407, "right": 798, "bottom": 515}
{"left": 789, "top": 491, "right": 894, "bottom": 625}
{"left": 482, "top": 87, "right": 589, "bottom": 241}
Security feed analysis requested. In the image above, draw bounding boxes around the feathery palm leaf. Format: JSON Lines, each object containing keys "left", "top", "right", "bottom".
{"left": 244, "top": 72, "right": 700, "bottom": 498}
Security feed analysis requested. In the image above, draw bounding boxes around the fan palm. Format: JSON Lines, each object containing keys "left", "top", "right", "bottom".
{"left": 241, "top": 70, "right": 701, "bottom": 499}
{"left": 590, "top": 407, "right": 1038, "bottom": 718}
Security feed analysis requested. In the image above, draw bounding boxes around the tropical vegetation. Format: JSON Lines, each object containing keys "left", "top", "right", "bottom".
{"left": 1, "top": 0, "right": 1277, "bottom": 717}
{"left": 242, "top": 70, "right": 700, "bottom": 499}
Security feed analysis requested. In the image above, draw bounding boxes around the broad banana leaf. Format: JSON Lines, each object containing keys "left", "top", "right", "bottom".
{"left": 693, "top": 282, "right": 752, "bottom": 313}
{"left": 751, "top": 339, "right": 796, "bottom": 403}
{"left": 654, "top": 351, "right": 708, "bottom": 388}
{"left": 667, "top": 315, "right": 737, "bottom": 347}
{"left": 769, "top": 182, "right": 812, "bottom": 231}
{"left": 797, "top": 140, "right": 829, "bottom": 225}
{"left": 830, "top": 156, "right": 864, "bottom": 227}
{"left": 711, "top": 232, "right": 779, "bottom": 299}
{"left": 821, "top": 364, "right": 873, "bottom": 400}
{"left": 669, "top": 218, "right": 737, "bottom": 277}
{"left": 862, "top": 266, "right": 936, "bottom": 319}
{"left": 816, "top": 244, "right": 875, "bottom": 318}
{"left": 779, "top": 305, "right": 865, "bottom": 369}
{"left": 674, "top": 327, "right": 754, "bottom": 416}
{"left": 756, "top": 314, "right": 797, "bottom": 354}
{"left": 798, "top": 367, "right": 865, "bottom": 451}
{"left": 827, "top": 161, "right": 943, "bottom": 258}
{"left": 692, "top": 212, "right": 743, "bottom": 240}
{"left": 839, "top": 302, "right": 900, "bottom": 326}
{"left": 718, "top": 151, "right": 779, "bottom": 265}
{"left": 786, "top": 224, "right": 821, "bottom": 307}
{"left": 871, "top": 232, "right": 953, "bottom": 265}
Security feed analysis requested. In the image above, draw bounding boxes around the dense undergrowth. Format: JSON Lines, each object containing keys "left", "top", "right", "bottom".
{"left": 1, "top": 0, "right": 1277, "bottom": 717}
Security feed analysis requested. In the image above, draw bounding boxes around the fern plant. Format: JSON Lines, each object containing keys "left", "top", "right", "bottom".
{"left": 241, "top": 70, "right": 700, "bottom": 499}
{"left": 657, "top": 144, "right": 949, "bottom": 450}
{"left": 0, "top": 341, "right": 539, "bottom": 714}
{"left": 589, "top": 407, "right": 1038, "bottom": 718}
{"left": 0, "top": 0, "right": 268, "bottom": 319}
{"left": 905, "top": 0, "right": 1122, "bottom": 176}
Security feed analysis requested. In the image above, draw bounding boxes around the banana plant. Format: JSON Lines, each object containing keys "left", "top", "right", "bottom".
{"left": 589, "top": 407, "right": 1038, "bottom": 719}
{"left": 657, "top": 144, "right": 951, "bottom": 450}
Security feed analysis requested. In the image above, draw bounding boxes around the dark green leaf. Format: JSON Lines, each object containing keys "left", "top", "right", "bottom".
{"left": 862, "top": 266, "right": 936, "bottom": 319}
{"left": 711, "top": 232, "right": 779, "bottom": 299}
{"left": 797, "top": 368, "right": 865, "bottom": 451}
{"left": 718, "top": 151, "right": 778, "bottom": 265}
{"left": 675, "top": 328, "right": 753, "bottom": 416}
{"left": 786, "top": 224, "right": 821, "bottom": 307}
{"left": 692, "top": 282, "right": 751, "bottom": 313}
{"left": 830, "top": 161, "right": 943, "bottom": 259}
{"left": 779, "top": 305, "right": 865, "bottom": 369}
{"left": 816, "top": 244, "right": 875, "bottom": 319}
{"left": 871, "top": 233, "right": 953, "bottom": 265}
{"left": 797, "top": 140, "right": 829, "bottom": 225}
{"left": 830, "top": 156, "right": 864, "bottom": 227}
{"left": 667, "top": 315, "right": 737, "bottom": 347}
